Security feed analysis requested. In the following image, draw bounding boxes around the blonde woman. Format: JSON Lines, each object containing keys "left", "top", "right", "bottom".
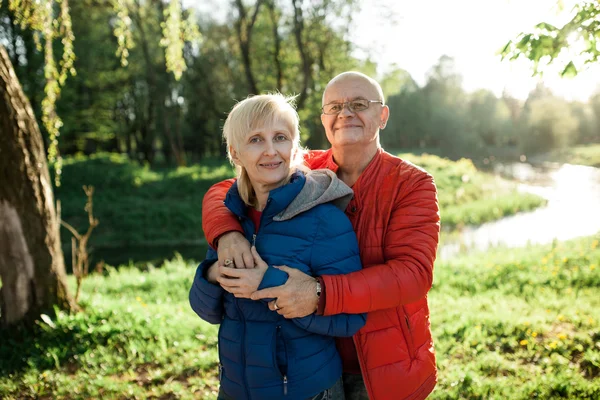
{"left": 189, "top": 94, "right": 365, "bottom": 400}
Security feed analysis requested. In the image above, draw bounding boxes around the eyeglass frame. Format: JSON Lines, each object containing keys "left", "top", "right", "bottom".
{"left": 321, "top": 99, "right": 384, "bottom": 115}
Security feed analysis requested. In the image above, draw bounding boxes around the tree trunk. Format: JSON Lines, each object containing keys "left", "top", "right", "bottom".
{"left": 267, "top": 0, "right": 283, "bottom": 91}
{"left": 234, "top": 0, "right": 264, "bottom": 95}
{"left": 0, "top": 45, "right": 76, "bottom": 327}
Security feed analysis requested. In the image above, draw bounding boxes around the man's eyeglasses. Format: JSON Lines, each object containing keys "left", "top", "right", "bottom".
{"left": 321, "top": 99, "right": 383, "bottom": 115}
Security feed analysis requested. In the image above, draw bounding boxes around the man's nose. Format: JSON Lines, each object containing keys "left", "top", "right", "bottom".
{"left": 338, "top": 103, "right": 355, "bottom": 117}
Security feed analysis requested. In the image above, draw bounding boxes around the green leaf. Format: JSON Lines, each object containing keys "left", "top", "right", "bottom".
{"left": 517, "top": 34, "right": 533, "bottom": 49}
{"left": 561, "top": 61, "right": 578, "bottom": 77}
{"left": 535, "top": 22, "right": 558, "bottom": 32}
{"left": 499, "top": 40, "right": 513, "bottom": 58}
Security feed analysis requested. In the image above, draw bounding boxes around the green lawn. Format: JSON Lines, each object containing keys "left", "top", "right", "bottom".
{"left": 430, "top": 235, "right": 600, "bottom": 399}
{"left": 2, "top": 235, "right": 598, "bottom": 399}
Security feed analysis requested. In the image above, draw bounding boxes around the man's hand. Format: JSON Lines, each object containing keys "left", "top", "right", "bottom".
{"left": 217, "top": 246, "right": 267, "bottom": 298}
{"left": 217, "top": 231, "right": 254, "bottom": 269}
{"left": 251, "top": 266, "right": 319, "bottom": 318}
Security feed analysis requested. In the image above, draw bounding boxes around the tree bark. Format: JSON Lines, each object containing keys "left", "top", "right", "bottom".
{"left": 234, "top": 0, "right": 264, "bottom": 94}
{"left": 0, "top": 44, "right": 76, "bottom": 327}
{"left": 291, "top": 0, "right": 312, "bottom": 111}
{"left": 267, "top": 0, "right": 283, "bottom": 91}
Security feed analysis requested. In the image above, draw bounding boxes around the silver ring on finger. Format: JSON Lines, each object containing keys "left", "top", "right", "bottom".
{"left": 224, "top": 259, "right": 233, "bottom": 266}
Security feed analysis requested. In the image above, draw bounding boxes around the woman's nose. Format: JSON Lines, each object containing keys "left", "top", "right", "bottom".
{"left": 263, "top": 141, "right": 276, "bottom": 155}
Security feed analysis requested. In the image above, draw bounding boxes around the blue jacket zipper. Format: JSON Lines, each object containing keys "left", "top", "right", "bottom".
{"left": 233, "top": 297, "right": 251, "bottom": 399}
{"left": 277, "top": 325, "right": 289, "bottom": 396}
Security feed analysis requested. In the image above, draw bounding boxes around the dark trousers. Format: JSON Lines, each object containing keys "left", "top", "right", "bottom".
{"left": 342, "top": 373, "right": 369, "bottom": 400}
{"left": 217, "top": 376, "right": 345, "bottom": 400}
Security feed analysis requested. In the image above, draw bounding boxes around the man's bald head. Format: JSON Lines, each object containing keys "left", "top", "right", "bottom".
{"left": 322, "top": 71, "right": 385, "bottom": 106}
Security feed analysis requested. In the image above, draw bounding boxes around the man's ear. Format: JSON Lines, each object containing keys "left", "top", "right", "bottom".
{"left": 380, "top": 105, "right": 390, "bottom": 129}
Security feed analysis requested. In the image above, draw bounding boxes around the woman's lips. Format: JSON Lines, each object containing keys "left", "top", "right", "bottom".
{"left": 259, "top": 161, "right": 283, "bottom": 169}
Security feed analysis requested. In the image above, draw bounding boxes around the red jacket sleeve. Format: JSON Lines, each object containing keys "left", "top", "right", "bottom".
{"left": 321, "top": 169, "right": 440, "bottom": 315}
{"left": 201, "top": 179, "right": 242, "bottom": 248}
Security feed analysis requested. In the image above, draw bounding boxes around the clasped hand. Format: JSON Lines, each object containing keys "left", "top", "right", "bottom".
{"left": 213, "top": 231, "right": 319, "bottom": 318}
{"left": 216, "top": 246, "right": 267, "bottom": 298}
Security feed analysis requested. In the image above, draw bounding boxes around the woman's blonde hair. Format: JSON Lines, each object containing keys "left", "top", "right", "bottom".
{"left": 223, "top": 93, "right": 306, "bottom": 206}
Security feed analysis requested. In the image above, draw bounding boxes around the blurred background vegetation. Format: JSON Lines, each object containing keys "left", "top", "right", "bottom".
{"left": 2, "top": 0, "right": 598, "bottom": 265}
{"left": 2, "top": 0, "right": 598, "bottom": 166}
{"left": 1, "top": 0, "right": 599, "bottom": 398}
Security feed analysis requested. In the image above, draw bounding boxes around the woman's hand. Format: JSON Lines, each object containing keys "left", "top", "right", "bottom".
{"left": 217, "top": 246, "right": 268, "bottom": 298}
{"left": 205, "top": 260, "right": 221, "bottom": 284}
{"left": 217, "top": 231, "right": 254, "bottom": 269}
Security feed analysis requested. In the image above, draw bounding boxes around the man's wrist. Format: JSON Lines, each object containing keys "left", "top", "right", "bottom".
{"left": 214, "top": 230, "right": 243, "bottom": 249}
{"left": 315, "top": 277, "right": 326, "bottom": 315}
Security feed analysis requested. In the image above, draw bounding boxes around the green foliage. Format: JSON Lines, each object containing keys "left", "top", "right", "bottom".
{"left": 1, "top": 234, "right": 598, "bottom": 398}
{"left": 55, "top": 0, "right": 130, "bottom": 155}
{"left": 431, "top": 234, "right": 600, "bottom": 399}
{"left": 383, "top": 55, "right": 598, "bottom": 159}
{"left": 537, "top": 143, "right": 600, "bottom": 167}
{"left": 0, "top": 255, "right": 221, "bottom": 399}
{"left": 112, "top": 0, "right": 134, "bottom": 67}
{"left": 53, "top": 153, "right": 234, "bottom": 253}
{"left": 160, "top": 0, "right": 201, "bottom": 81}
{"left": 501, "top": 1, "right": 600, "bottom": 77}
{"left": 4, "top": 0, "right": 77, "bottom": 183}
{"left": 2, "top": 0, "right": 201, "bottom": 183}
{"left": 521, "top": 93, "right": 579, "bottom": 153}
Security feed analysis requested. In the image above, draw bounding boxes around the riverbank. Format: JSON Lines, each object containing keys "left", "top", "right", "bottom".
{"left": 1, "top": 234, "right": 598, "bottom": 399}
{"left": 54, "top": 152, "right": 545, "bottom": 267}
{"left": 530, "top": 144, "right": 600, "bottom": 168}
{"left": 439, "top": 161, "right": 600, "bottom": 259}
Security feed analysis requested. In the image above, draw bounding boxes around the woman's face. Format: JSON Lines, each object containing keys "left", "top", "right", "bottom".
{"left": 231, "top": 120, "right": 295, "bottom": 191}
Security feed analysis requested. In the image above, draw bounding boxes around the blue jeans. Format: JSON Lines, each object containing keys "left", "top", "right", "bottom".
{"left": 217, "top": 376, "right": 345, "bottom": 400}
{"left": 342, "top": 373, "right": 369, "bottom": 400}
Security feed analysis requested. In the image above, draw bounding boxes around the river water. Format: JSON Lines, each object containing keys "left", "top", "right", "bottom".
{"left": 439, "top": 162, "right": 600, "bottom": 259}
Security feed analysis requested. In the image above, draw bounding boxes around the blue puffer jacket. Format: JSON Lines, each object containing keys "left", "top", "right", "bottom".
{"left": 189, "top": 170, "right": 366, "bottom": 400}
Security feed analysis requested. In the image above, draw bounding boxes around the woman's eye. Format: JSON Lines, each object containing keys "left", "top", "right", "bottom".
{"left": 249, "top": 136, "right": 261, "bottom": 143}
{"left": 275, "top": 134, "right": 288, "bottom": 141}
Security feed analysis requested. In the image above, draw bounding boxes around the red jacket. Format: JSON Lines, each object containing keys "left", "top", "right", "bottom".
{"left": 202, "top": 148, "right": 440, "bottom": 400}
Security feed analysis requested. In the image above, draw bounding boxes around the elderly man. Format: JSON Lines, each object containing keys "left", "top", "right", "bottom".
{"left": 200, "top": 72, "right": 440, "bottom": 400}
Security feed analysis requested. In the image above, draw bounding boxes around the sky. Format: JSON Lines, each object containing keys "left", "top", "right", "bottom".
{"left": 189, "top": 0, "right": 599, "bottom": 102}
{"left": 349, "top": 0, "right": 600, "bottom": 101}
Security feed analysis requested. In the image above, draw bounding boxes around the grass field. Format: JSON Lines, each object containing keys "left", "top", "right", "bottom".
{"left": 2, "top": 234, "right": 598, "bottom": 399}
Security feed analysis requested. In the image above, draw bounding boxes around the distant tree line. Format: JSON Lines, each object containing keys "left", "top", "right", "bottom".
{"left": 382, "top": 55, "right": 600, "bottom": 160}
{"left": 1, "top": 1, "right": 599, "bottom": 167}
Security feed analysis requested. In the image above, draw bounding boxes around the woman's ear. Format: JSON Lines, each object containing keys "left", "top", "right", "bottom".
{"left": 230, "top": 146, "right": 241, "bottom": 165}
